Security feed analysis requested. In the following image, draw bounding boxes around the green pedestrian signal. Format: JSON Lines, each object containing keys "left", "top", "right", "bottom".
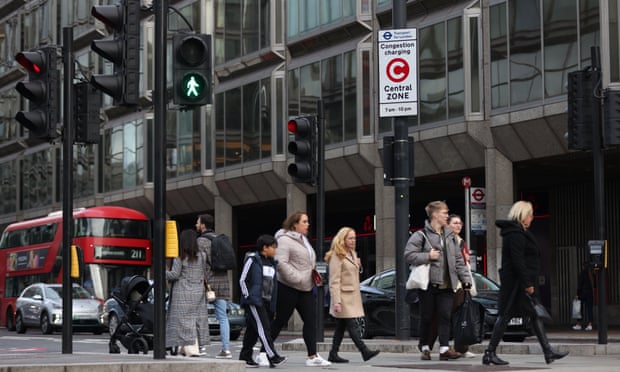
{"left": 173, "top": 33, "right": 211, "bottom": 106}
{"left": 180, "top": 72, "right": 207, "bottom": 101}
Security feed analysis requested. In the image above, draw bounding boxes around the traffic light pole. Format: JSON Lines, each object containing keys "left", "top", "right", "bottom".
{"left": 61, "top": 26, "right": 74, "bottom": 354}
{"left": 316, "top": 101, "right": 325, "bottom": 343}
{"left": 153, "top": 0, "right": 168, "bottom": 359}
{"left": 393, "top": 0, "right": 411, "bottom": 341}
{"left": 590, "top": 47, "right": 607, "bottom": 345}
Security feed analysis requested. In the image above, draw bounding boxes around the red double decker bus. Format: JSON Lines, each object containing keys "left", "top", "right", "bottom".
{"left": 0, "top": 206, "right": 151, "bottom": 330}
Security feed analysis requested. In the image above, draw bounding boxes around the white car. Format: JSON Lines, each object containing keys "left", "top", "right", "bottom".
{"left": 15, "top": 283, "right": 104, "bottom": 335}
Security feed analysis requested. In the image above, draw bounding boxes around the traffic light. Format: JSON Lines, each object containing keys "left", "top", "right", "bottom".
{"left": 604, "top": 89, "right": 620, "bottom": 146}
{"left": 90, "top": 0, "right": 140, "bottom": 106}
{"left": 567, "top": 69, "right": 598, "bottom": 150}
{"left": 287, "top": 115, "right": 317, "bottom": 184}
{"left": 14, "top": 47, "right": 59, "bottom": 140}
{"left": 173, "top": 33, "right": 211, "bottom": 106}
{"left": 74, "top": 82, "right": 102, "bottom": 144}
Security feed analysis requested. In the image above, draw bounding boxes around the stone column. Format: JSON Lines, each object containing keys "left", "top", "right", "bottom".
{"left": 485, "top": 148, "right": 513, "bottom": 283}
{"left": 375, "top": 167, "right": 396, "bottom": 272}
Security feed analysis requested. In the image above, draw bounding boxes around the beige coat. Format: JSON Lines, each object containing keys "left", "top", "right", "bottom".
{"left": 275, "top": 229, "right": 315, "bottom": 292}
{"left": 328, "top": 251, "right": 364, "bottom": 318}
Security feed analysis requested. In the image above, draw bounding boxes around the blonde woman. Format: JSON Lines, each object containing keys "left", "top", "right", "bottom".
{"left": 325, "top": 227, "right": 379, "bottom": 363}
{"left": 483, "top": 201, "right": 568, "bottom": 365}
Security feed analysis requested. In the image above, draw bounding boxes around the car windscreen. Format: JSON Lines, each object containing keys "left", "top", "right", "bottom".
{"left": 48, "top": 285, "right": 93, "bottom": 299}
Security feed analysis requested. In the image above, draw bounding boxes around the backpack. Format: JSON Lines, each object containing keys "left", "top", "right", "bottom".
{"left": 206, "top": 233, "right": 236, "bottom": 271}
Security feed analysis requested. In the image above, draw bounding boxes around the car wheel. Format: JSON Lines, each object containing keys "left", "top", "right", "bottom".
{"left": 40, "top": 312, "right": 53, "bottom": 334}
{"left": 15, "top": 312, "right": 26, "bottom": 334}
{"left": 6, "top": 309, "right": 15, "bottom": 331}
{"left": 129, "top": 337, "right": 149, "bottom": 354}
{"left": 230, "top": 331, "right": 241, "bottom": 341}
{"left": 108, "top": 314, "right": 119, "bottom": 336}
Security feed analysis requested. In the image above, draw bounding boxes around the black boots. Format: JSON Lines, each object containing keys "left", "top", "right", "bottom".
{"left": 482, "top": 350, "right": 508, "bottom": 365}
{"left": 328, "top": 350, "right": 349, "bottom": 363}
{"left": 361, "top": 348, "right": 380, "bottom": 361}
{"left": 532, "top": 318, "right": 569, "bottom": 364}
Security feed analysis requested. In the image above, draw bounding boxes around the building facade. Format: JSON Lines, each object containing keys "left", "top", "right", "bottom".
{"left": 1, "top": 0, "right": 620, "bottom": 325}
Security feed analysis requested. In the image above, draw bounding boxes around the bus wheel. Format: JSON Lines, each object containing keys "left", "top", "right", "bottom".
{"left": 15, "top": 312, "right": 26, "bottom": 334}
{"left": 6, "top": 309, "right": 15, "bottom": 331}
{"left": 40, "top": 313, "right": 53, "bottom": 334}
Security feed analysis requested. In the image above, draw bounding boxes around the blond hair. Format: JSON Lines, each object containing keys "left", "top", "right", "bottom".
{"left": 507, "top": 201, "right": 533, "bottom": 225}
{"left": 425, "top": 200, "right": 448, "bottom": 219}
{"left": 324, "top": 227, "right": 355, "bottom": 263}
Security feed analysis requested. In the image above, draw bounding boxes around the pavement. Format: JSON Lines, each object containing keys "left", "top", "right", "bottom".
{"left": 0, "top": 327, "right": 619, "bottom": 372}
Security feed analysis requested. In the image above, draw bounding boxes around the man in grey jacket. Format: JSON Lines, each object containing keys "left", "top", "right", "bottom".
{"left": 404, "top": 201, "right": 472, "bottom": 361}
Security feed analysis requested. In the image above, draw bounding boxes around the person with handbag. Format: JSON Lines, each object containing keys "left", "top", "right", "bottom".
{"left": 572, "top": 261, "right": 594, "bottom": 331}
{"left": 165, "top": 229, "right": 210, "bottom": 357}
{"left": 325, "top": 227, "right": 380, "bottom": 363}
{"left": 269, "top": 211, "right": 331, "bottom": 367}
{"left": 404, "top": 201, "right": 472, "bottom": 361}
{"left": 483, "top": 201, "right": 569, "bottom": 365}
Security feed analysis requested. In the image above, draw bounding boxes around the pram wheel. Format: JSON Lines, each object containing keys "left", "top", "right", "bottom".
{"left": 128, "top": 337, "right": 149, "bottom": 354}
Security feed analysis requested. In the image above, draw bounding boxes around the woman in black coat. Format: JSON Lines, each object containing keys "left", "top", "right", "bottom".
{"left": 483, "top": 201, "right": 568, "bottom": 365}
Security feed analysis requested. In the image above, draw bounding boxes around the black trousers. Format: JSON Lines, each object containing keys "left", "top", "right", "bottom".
{"left": 418, "top": 286, "right": 454, "bottom": 348}
{"left": 331, "top": 317, "right": 367, "bottom": 353}
{"left": 270, "top": 282, "right": 317, "bottom": 356}
{"left": 240, "top": 303, "right": 278, "bottom": 360}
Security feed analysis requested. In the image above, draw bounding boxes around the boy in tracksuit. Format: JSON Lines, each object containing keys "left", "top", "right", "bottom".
{"left": 239, "top": 234, "right": 287, "bottom": 368}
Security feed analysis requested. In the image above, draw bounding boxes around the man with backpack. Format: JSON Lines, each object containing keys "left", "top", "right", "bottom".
{"left": 196, "top": 213, "right": 234, "bottom": 359}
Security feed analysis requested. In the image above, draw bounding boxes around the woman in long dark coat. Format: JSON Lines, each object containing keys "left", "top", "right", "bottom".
{"left": 166, "top": 229, "right": 209, "bottom": 356}
{"left": 483, "top": 201, "right": 568, "bottom": 365}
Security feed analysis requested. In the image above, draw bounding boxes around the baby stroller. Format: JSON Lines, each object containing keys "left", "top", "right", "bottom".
{"left": 108, "top": 275, "right": 154, "bottom": 354}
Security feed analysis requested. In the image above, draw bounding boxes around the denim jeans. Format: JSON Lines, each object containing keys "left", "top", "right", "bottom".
{"left": 214, "top": 299, "right": 230, "bottom": 350}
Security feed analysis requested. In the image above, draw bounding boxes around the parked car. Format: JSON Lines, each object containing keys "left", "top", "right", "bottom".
{"left": 101, "top": 294, "right": 246, "bottom": 340}
{"left": 15, "top": 283, "right": 104, "bottom": 335}
{"left": 360, "top": 268, "right": 533, "bottom": 341}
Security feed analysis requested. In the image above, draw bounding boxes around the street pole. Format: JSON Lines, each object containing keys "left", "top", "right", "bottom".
{"left": 392, "top": 0, "right": 411, "bottom": 340}
{"left": 61, "top": 26, "right": 74, "bottom": 354}
{"left": 153, "top": 0, "right": 168, "bottom": 359}
{"left": 590, "top": 46, "right": 607, "bottom": 345}
{"left": 316, "top": 100, "right": 325, "bottom": 342}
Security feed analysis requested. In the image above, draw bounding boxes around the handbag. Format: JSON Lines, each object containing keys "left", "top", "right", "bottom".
{"left": 206, "top": 284, "right": 216, "bottom": 303}
{"left": 527, "top": 293, "right": 552, "bottom": 322}
{"left": 312, "top": 269, "right": 323, "bottom": 286}
{"left": 406, "top": 263, "right": 430, "bottom": 290}
{"left": 452, "top": 291, "right": 484, "bottom": 345}
{"left": 572, "top": 297, "right": 582, "bottom": 319}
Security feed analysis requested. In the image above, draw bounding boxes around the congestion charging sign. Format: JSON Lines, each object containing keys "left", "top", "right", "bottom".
{"left": 378, "top": 29, "right": 418, "bottom": 117}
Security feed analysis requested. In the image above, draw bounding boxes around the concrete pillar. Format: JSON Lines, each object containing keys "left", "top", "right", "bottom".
{"left": 284, "top": 183, "right": 307, "bottom": 331}
{"left": 485, "top": 148, "right": 513, "bottom": 283}
{"left": 214, "top": 196, "right": 233, "bottom": 299}
{"left": 375, "top": 167, "right": 396, "bottom": 272}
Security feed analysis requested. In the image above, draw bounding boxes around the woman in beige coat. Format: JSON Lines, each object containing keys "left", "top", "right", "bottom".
{"left": 325, "top": 227, "right": 379, "bottom": 363}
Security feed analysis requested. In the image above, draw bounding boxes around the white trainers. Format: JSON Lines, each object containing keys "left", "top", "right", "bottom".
{"left": 585, "top": 324, "right": 593, "bottom": 331}
{"left": 572, "top": 324, "right": 582, "bottom": 330}
{"left": 305, "top": 354, "right": 331, "bottom": 367}
{"left": 255, "top": 352, "right": 270, "bottom": 367}
{"left": 464, "top": 351, "right": 477, "bottom": 358}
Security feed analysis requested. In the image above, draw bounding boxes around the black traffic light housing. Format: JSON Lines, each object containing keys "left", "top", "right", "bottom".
{"left": 604, "top": 89, "right": 620, "bottom": 146}
{"left": 74, "top": 82, "right": 102, "bottom": 144}
{"left": 567, "top": 69, "right": 599, "bottom": 150}
{"left": 91, "top": 0, "right": 140, "bottom": 106}
{"left": 287, "top": 115, "right": 317, "bottom": 185}
{"left": 15, "top": 47, "right": 59, "bottom": 140}
{"left": 173, "top": 33, "right": 212, "bottom": 106}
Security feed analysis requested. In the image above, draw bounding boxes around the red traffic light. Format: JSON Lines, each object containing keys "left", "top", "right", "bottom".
{"left": 15, "top": 51, "right": 46, "bottom": 74}
{"left": 288, "top": 117, "right": 312, "bottom": 135}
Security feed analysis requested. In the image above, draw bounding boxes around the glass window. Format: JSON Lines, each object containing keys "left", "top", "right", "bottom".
{"left": 322, "top": 56, "right": 343, "bottom": 144}
{"left": 610, "top": 0, "right": 619, "bottom": 82}
{"left": 226, "top": 0, "right": 241, "bottom": 60}
{"left": 490, "top": 3, "right": 509, "bottom": 109}
{"left": 362, "top": 50, "right": 371, "bottom": 136}
{"left": 0, "top": 16, "right": 19, "bottom": 75}
{"left": 509, "top": 0, "right": 542, "bottom": 105}
{"left": 419, "top": 22, "right": 447, "bottom": 123}
{"left": 343, "top": 51, "right": 357, "bottom": 141}
{"left": 166, "top": 110, "right": 177, "bottom": 178}
{"left": 226, "top": 88, "right": 242, "bottom": 166}
{"left": 543, "top": 0, "right": 578, "bottom": 98}
{"left": 20, "top": 150, "right": 53, "bottom": 210}
{"left": 102, "top": 120, "right": 145, "bottom": 192}
{"left": 300, "top": 62, "right": 321, "bottom": 116}
{"left": 177, "top": 110, "right": 195, "bottom": 176}
{"left": 215, "top": 93, "right": 226, "bottom": 168}
{"left": 0, "top": 160, "right": 16, "bottom": 214}
{"left": 447, "top": 17, "right": 464, "bottom": 119}
{"left": 580, "top": 0, "right": 599, "bottom": 68}
{"left": 468, "top": 15, "right": 482, "bottom": 114}
{"left": 288, "top": 69, "right": 300, "bottom": 117}
{"left": 74, "top": 144, "right": 95, "bottom": 199}
{"left": 244, "top": 81, "right": 261, "bottom": 162}
{"left": 0, "top": 89, "right": 20, "bottom": 144}
{"left": 260, "top": 79, "right": 272, "bottom": 158}
{"left": 242, "top": 0, "right": 260, "bottom": 54}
